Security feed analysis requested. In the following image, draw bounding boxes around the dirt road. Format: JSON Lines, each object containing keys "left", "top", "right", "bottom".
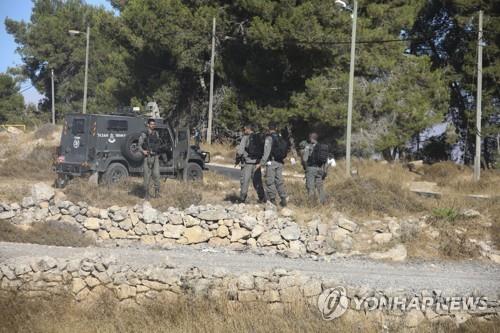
{"left": 1, "top": 242, "right": 498, "bottom": 298}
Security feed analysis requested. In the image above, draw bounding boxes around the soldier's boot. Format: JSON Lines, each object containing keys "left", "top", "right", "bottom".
{"left": 280, "top": 197, "right": 287, "bottom": 207}
{"left": 154, "top": 187, "right": 161, "bottom": 199}
{"left": 144, "top": 189, "right": 150, "bottom": 201}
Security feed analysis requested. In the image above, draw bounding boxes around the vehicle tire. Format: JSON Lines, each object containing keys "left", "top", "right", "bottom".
{"left": 54, "top": 175, "right": 68, "bottom": 189}
{"left": 122, "top": 133, "right": 144, "bottom": 163}
{"left": 183, "top": 162, "right": 203, "bottom": 182}
{"left": 102, "top": 163, "right": 129, "bottom": 185}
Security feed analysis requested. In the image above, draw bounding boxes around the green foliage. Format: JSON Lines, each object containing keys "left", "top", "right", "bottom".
{"left": 4, "top": 0, "right": 497, "bottom": 163}
{"left": 0, "top": 73, "right": 24, "bottom": 122}
{"left": 432, "top": 207, "right": 460, "bottom": 222}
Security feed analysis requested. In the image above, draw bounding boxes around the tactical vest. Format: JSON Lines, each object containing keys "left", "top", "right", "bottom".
{"left": 143, "top": 131, "right": 161, "bottom": 154}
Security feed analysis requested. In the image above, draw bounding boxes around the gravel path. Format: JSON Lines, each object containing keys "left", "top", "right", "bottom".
{"left": 2, "top": 242, "right": 499, "bottom": 298}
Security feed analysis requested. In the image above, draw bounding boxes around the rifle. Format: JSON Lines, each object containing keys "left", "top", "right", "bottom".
{"left": 235, "top": 154, "right": 244, "bottom": 167}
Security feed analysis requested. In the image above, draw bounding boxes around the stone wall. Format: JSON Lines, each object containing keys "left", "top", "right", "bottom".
{"left": 0, "top": 254, "right": 497, "bottom": 328}
{"left": 0, "top": 183, "right": 411, "bottom": 261}
{"left": 2, "top": 183, "right": 499, "bottom": 263}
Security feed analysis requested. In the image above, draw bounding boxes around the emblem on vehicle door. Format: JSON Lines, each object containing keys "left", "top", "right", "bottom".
{"left": 73, "top": 136, "right": 80, "bottom": 149}
{"left": 108, "top": 133, "right": 116, "bottom": 143}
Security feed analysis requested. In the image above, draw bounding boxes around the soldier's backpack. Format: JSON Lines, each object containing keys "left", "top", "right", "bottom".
{"left": 310, "top": 143, "right": 329, "bottom": 166}
{"left": 246, "top": 133, "right": 264, "bottom": 160}
{"left": 271, "top": 133, "right": 288, "bottom": 162}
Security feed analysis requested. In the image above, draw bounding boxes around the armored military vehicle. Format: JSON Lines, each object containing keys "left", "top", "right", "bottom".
{"left": 54, "top": 112, "right": 210, "bottom": 188}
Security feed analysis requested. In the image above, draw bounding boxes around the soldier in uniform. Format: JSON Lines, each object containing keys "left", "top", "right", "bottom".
{"left": 260, "top": 122, "right": 287, "bottom": 207}
{"left": 303, "top": 132, "right": 327, "bottom": 204}
{"left": 139, "top": 119, "right": 161, "bottom": 199}
{"left": 236, "top": 124, "right": 266, "bottom": 203}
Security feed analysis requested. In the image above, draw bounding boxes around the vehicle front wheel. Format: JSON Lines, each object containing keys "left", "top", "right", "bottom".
{"left": 183, "top": 162, "right": 203, "bottom": 182}
{"left": 102, "top": 163, "right": 129, "bottom": 185}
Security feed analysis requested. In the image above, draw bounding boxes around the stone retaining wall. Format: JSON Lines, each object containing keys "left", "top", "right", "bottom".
{"left": 0, "top": 183, "right": 413, "bottom": 261}
{"left": 2, "top": 183, "right": 499, "bottom": 263}
{"left": 0, "top": 254, "right": 498, "bottom": 328}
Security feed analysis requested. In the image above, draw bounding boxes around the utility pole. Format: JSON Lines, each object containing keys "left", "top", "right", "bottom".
{"left": 83, "top": 25, "right": 90, "bottom": 114}
{"left": 345, "top": 0, "right": 357, "bottom": 177}
{"left": 206, "top": 17, "right": 216, "bottom": 144}
{"left": 474, "top": 10, "right": 483, "bottom": 181}
{"left": 51, "top": 69, "right": 55, "bottom": 125}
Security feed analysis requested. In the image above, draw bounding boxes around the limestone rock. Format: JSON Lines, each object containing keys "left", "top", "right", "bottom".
{"left": 21, "top": 196, "right": 35, "bottom": 208}
{"left": 337, "top": 217, "right": 359, "bottom": 233}
{"left": 109, "top": 228, "right": 128, "bottom": 239}
{"left": 183, "top": 215, "right": 200, "bottom": 227}
{"left": 231, "top": 228, "right": 250, "bottom": 242}
{"left": 83, "top": 217, "right": 101, "bottom": 231}
{"left": 184, "top": 226, "right": 212, "bottom": 244}
{"left": 72, "top": 278, "right": 86, "bottom": 294}
{"left": 119, "top": 219, "right": 133, "bottom": 231}
{"left": 240, "top": 215, "right": 257, "bottom": 230}
{"left": 142, "top": 202, "right": 158, "bottom": 223}
{"left": 0, "top": 211, "right": 15, "bottom": 220}
{"left": 31, "top": 183, "right": 55, "bottom": 203}
{"left": 197, "top": 209, "right": 229, "bottom": 221}
{"left": 216, "top": 225, "right": 229, "bottom": 238}
{"left": 251, "top": 224, "right": 265, "bottom": 238}
{"left": 280, "top": 225, "right": 300, "bottom": 241}
{"left": 237, "top": 274, "right": 255, "bottom": 290}
{"left": 116, "top": 284, "right": 136, "bottom": 300}
{"left": 331, "top": 228, "right": 349, "bottom": 242}
{"left": 208, "top": 237, "right": 230, "bottom": 247}
{"left": 369, "top": 244, "right": 407, "bottom": 262}
{"left": 289, "top": 240, "right": 307, "bottom": 255}
{"left": 163, "top": 225, "right": 185, "bottom": 239}
{"left": 257, "top": 230, "right": 283, "bottom": 246}
{"left": 373, "top": 232, "right": 392, "bottom": 244}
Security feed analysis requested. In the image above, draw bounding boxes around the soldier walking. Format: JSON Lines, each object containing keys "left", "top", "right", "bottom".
{"left": 303, "top": 132, "right": 328, "bottom": 204}
{"left": 260, "top": 122, "right": 288, "bottom": 207}
{"left": 139, "top": 119, "right": 161, "bottom": 200}
{"left": 236, "top": 124, "right": 266, "bottom": 203}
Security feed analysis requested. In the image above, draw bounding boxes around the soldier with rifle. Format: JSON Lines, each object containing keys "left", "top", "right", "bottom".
{"left": 235, "top": 124, "right": 266, "bottom": 203}
{"left": 138, "top": 119, "right": 161, "bottom": 200}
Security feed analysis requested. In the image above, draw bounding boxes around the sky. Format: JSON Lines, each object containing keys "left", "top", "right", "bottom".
{"left": 0, "top": 0, "right": 114, "bottom": 105}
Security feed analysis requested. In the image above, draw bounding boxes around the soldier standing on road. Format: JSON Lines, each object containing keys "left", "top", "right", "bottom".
{"left": 303, "top": 132, "right": 327, "bottom": 204}
{"left": 236, "top": 124, "right": 266, "bottom": 203}
{"left": 139, "top": 119, "right": 161, "bottom": 200}
{"left": 260, "top": 122, "right": 288, "bottom": 207}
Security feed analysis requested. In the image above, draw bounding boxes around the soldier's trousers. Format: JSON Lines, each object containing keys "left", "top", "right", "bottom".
{"left": 144, "top": 155, "right": 160, "bottom": 194}
{"left": 240, "top": 163, "right": 266, "bottom": 202}
{"left": 305, "top": 166, "right": 326, "bottom": 203}
{"left": 264, "top": 161, "right": 287, "bottom": 201}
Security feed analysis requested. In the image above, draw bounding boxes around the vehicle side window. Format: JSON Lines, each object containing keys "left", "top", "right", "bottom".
{"left": 178, "top": 131, "right": 187, "bottom": 141}
{"left": 72, "top": 119, "right": 85, "bottom": 135}
{"left": 107, "top": 120, "right": 128, "bottom": 131}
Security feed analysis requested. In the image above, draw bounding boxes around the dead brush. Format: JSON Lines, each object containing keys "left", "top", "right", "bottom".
{"left": 327, "top": 177, "right": 427, "bottom": 217}
{"left": 0, "top": 220, "right": 94, "bottom": 247}
{"left": 0, "top": 292, "right": 498, "bottom": 333}
{"left": 200, "top": 141, "right": 235, "bottom": 161}
{"left": 64, "top": 177, "right": 203, "bottom": 210}
{"left": 0, "top": 145, "right": 55, "bottom": 181}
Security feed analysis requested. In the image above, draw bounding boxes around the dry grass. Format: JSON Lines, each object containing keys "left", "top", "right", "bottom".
{"left": 0, "top": 293, "right": 498, "bottom": 333}
{"left": 421, "top": 162, "right": 500, "bottom": 196}
{"left": 200, "top": 142, "right": 235, "bottom": 162}
{"left": 63, "top": 171, "right": 237, "bottom": 210}
{"left": 0, "top": 220, "right": 95, "bottom": 247}
{"left": 0, "top": 145, "right": 55, "bottom": 181}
